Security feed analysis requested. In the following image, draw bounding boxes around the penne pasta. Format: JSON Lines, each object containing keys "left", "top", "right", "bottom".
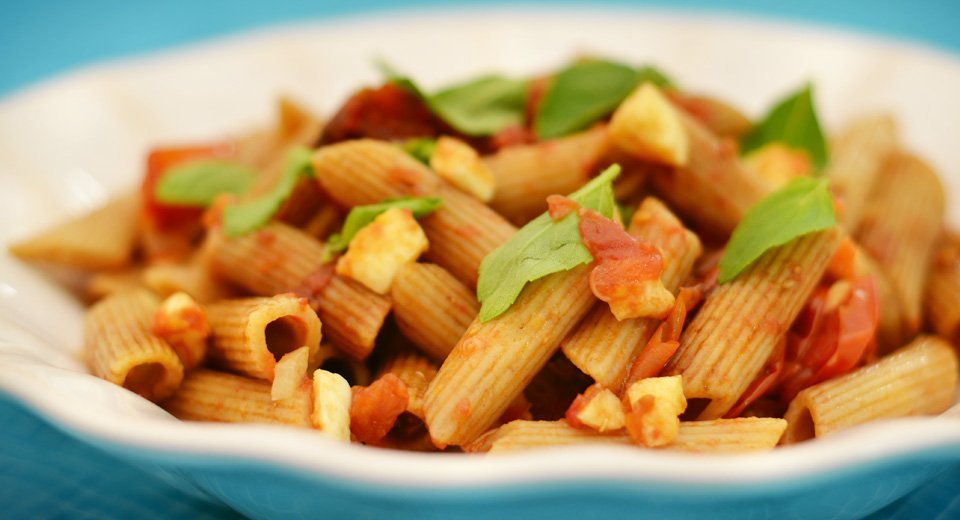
{"left": 467, "top": 417, "right": 785, "bottom": 453}
{"left": 561, "top": 197, "right": 701, "bottom": 390}
{"left": 10, "top": 193, "right": 139, "bottom": 270}
{"left": 610, "top": 84, "right": 769, "bottom": 236}
{"left": 668, "top": 417, "right": 786, "bottom": 452}
{"left": 391, "top": 262, "right": 479, "bottom": 360}
{"left": 376, "top": 349, "right": 439, "bottom": 419}
{"left": 782, "top": 336, "right": 959, "bottom": 443}
{"left": 856, "top": 151, "right": 945, "bottom": 349}
{"left": 205, "top": 222, "right": 391, "bottom": 359}
{"left": 664, "top": 229, "right": 841, "bottom": 419}
{"left": 484, "top": 126, "right": 611, "bottom": 225}
{"left": 423, "top": 265, "right": 595, "bottom": 447}
{"left": 311, "top": 139, "right": 517, "bottom": 286}
{"left": 925, "top": 234, "right": 960, "bottom": 344}
{"left": 165, "top": 368, "right": 313, "bottom": 427}
{"left": 205, "top": 294, "right": 321, "bottom": 381}
{"left": 825, "top": 114, "right": 897, "bottom": 231}
{"left": 85, "top": 289, "right": 184, "bottom": 402}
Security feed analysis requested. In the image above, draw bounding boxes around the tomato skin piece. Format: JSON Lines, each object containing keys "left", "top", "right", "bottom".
{"left": 349, "top": 374, "right": 409, "bottom": 445}
{"left": 320, "top": 83, "right": 444, "bottom": 144}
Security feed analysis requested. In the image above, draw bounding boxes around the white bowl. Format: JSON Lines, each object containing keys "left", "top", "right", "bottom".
{"left": 2, "top": 7, "right": 959, "bottom": 519}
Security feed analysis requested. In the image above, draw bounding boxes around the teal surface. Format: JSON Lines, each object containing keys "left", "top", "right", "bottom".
{"left": 3, "top": 391, "right": 960, "bottom": 519}
{"left": 1, "top": 1, "right": 959, "bottom": 97}
{"left": 3, "top": 2, "right": 960, "bottom": 518}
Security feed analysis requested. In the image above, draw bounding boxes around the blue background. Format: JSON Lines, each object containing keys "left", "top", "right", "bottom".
{"left": 2, "top": 1, "right": 959, "bottom": 518}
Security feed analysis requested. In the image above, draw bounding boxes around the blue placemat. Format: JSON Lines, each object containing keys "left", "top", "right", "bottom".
{"left": 1, "top": 1, "right": 959, "bottom": 97}
{"left": 0, "top": 394, "right": 243, "bottom": 520}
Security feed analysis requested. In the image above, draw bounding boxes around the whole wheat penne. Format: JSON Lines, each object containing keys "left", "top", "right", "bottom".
{"left": 143, "top": 257, "right": 237, "bottom": 304}
{"left": 205, "top": 294, "right": 321, "bottom": 380}
{"left": 856, "top": 151, "right": 944, "bottom": 348}
{"left": 782, "top": 336, "right": 959, "bottom": 443}
{"left": 85, "top": 268, "right": 145, "bottom": 301}
{"left": 562, "top": 197, "right": 701, "bottom": 389}
{"left": 664, "top": 229, "right": 841, "bottom": 420}
{"left": 468, "top": 417, "right": 786, "bottom": 453}
{"left": 312, "top": 139, "right": 517, "bottom": 286}
{"left": 925, "top": 235, "right": 960, "bottom": 344}
{"left": 671, "top": 418, "right": 786, "bottom": 452}
{"left": 610, "top": 83, "right": 769, "bottom": 236}
{"left": 825, "top": 114, "right": 897, "bottom": 231}
{"left": 667, "top": 91, "right": 753, "bottom": 139}
{"left": 377, "top": 350, "right": 439, "bottom": 419}
{"left": 205, "top": 222, "right": 391, "bottom": 359}
{"left": 391, "top": 262, "right": 479, "bottom": 360}
{"left": 10, "top": 193, "right": 139, "bottom": 270}
{"left": 165, "top": 369, "right": 313, "bottom": 427}
{"left": 484, "top": 126, "right": 611, "bottom": 225}
{"left": 85, "top": 289, "right": 184, "bottom": 402}
{"left": 424, "top": 264, "right": 595, "bottom": 447}
{"left": 468, "top": 420, "right": 630, "bottom": 453}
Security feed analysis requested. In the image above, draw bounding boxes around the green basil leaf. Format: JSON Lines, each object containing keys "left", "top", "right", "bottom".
{"left": 401, "top": 138, "right": 438, "bottom": 165}
{"left": 476, "top": 164, "right": 621, "bottom": 322}
{"left": 222, "top": 146, "right": 313, "bottom": 238}
{"left": 429, "top": 75, "right": 528, "bottom": 136}
{"left": 325, "top": 196, "right": 443, "bottom": 257}
{"left": 154, "top": 160, "right": 256, "bottom": 207}
{"left": 534, "top": 60, "right": 674, "bottom": 140}
{"left": 740, "top": 84, "right": 828, "bottom": 170}
{"left": 718, "top": 177, "right": 836, "bottom": 283}
{"left": 617, "top": 202, "right": 636, "bottom": 228}
{"left": 376, "top": 59, "right": 427, "bottom": 99}
{"left": 377, "top": 61, "right": 527, "bottom": 136}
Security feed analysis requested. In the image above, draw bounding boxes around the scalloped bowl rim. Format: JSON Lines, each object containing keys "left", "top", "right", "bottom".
{"left": 1, "top": 5, "right": 960, "bottom": 494}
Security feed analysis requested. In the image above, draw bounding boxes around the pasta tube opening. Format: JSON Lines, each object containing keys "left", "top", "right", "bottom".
{"left": 265, "top": 316, "right": 310, "bottom": 361}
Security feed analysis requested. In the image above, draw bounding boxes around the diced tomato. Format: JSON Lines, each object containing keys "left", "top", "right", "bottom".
{"left": 349, "top": 374, "right": 409, "bottom": 445}
{"left": 546, "top": 194, "right": 579, "bottom": 221}
{"left": 488, "top": 124, "right": 538, "bottom": 151}
{"left": 321, "top": 83, "right": 444, "bottom": 144}
{"left": 564, "top": 384, "right": 603, "bottom": 430}
{"left": 621, "top": 286, "right": 703, "bottom": 389}
{"left": 724, "top": 337, "right": 786, "bottom": 418}
{"left": 623, "top": 394, "right": 656, "bottom": 446}
{"left": 777, "top": 275, "right": 879, "bottom": 403}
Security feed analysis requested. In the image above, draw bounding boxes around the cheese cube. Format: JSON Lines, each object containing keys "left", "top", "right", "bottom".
{"left": 311, "top": 369, "right": 352, "bottom": 441}
{"left": 335, "top": 207, "right": 429, "bottom": 294}
{"left": 624, "top": 375, "right": 687, "bottom": 447}
{"left": 610, "top": 83, "right": 689, "bottom": 167}
{"left": 430, "top": 136, "right": 496, "bottom": 201}
{"left": 574, "top": 387, "right": 626, "bottom": 432}
{"left": 272, "top": 346, "right": 310, "bottom": 401}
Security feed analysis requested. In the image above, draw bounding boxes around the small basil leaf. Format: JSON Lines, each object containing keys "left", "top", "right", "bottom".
{"left": 740, "top": 84, "right": 828, "bottom": 171}
{"left": 326, "top": 196, "right": 443, "bottom": 257}
{"left": 476, "top": 164, "right": 621, "bottom": 322}
{"left": 154, "top": 160, "right": 256, "bottom": 207}
{"left": 376, "top": 59, "right": 428, "bottom": 99}
{"left": 401, "top": 138, "right": 438, "bottom": 165}
{"left": 222, "top": 146, "right": 313, "bottom": 238}
{"left": 429, "top": 75, "right": 528, "bottom": 136}
{"left": 376, "top": 60, "right": 527, "bottom": 136}
{"left": 534, "top": 60, "right": 674, "bottom": 140}
{"left": 718, "top": 177, "right": 836, "bottom": 283}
